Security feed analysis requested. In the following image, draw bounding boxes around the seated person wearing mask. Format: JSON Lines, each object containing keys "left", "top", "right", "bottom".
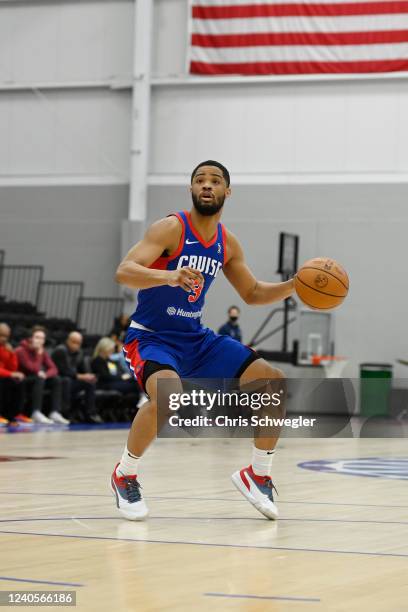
{"left": 218, "top": 305, "right": 242, "bottom": 343}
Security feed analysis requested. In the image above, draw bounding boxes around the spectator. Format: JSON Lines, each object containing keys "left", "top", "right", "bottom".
{"left": 15, "top": 326, "right": 67, "bottom": 425}
{"left": 0, "top": 323, "right": 25, "bottom": 425}
{"left": 109, "top": 314, "right": 133, "bottom": 375}
{"left": 218, "top": 306, "right": 243, "bottom": 343}
{"left": 51, "top": 331, "right": 102, "bottom": 424}
{"left": 109, "top": 345, "right": 128, "bottom": 379}
{"left": 91, "top": 337, "right": 140, "bottom": 413}
{"left": 110, "top": 313, "right": 130, "bottom": 344}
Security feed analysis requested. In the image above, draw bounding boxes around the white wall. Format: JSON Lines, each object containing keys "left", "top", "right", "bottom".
{"left": 151, "top": 0, "right": 408, "bottom": 181}
{"left": 150, "top": 79, "right": 408, "bottom": 179}
{"left": 4, "top": 0, "right": 408, "bottom": 183}
{"left": 0, "top": 89, "right": 131, "bottom": 178}
{"left": 0, "top": 0, "right": 133, "bottom": 181}
{"left": 0, "top": 0, "right": 133, "bottom": 83}
{"left": 153, "top": 0, "right": 189, "bottom": 77}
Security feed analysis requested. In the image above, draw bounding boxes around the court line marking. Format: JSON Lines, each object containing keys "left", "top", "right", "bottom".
{"left": 1, "top": 529, "right": 407, "bottom": 558}
{"left": 1, "top": 491, "right": 408, "bottom": 509}
{"left": 0, "top": 576, "right": 84, "bottom": 587}
{"left": 204, "top": 592, "right": 320, "bottom": 602}
{"left": 1, "top": 516, "right": 408, "bottom": 526}
{"left": 0, "top": 491, "right": 108, "bottom": 497}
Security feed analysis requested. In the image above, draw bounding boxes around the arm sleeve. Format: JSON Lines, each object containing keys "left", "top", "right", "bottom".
{"left": 52, "top": 348, "right": 74, "bottom": 377}
{"left": 43, "top": 352, "right": 58, "bottom": 378}
{"left": 0, "top": 351, "right": 18, "bottom": 377}
{"left": 91, "top": 357, "right": 111, "bottom": 383}
{"left": 15, "top": 347, "right": 39, "bottom": 375}
{"left": 77, "top": 352, "right": 89, "bottom": 375}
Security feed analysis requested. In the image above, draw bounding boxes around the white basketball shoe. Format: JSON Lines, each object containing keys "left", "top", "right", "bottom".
{"left": 110, "top": 463, "right": 149, "bottom": 521}
{"left": 231, "top": 465, "right": 278, "bottom": 520}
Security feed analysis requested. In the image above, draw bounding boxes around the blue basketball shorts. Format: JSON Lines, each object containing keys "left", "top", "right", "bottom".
{"left": 123, "top": 326, "right": 258, "bottom": 391}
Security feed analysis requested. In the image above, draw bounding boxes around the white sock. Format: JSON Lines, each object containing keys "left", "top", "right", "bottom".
{"left": 251, "top": 446, "right": 275, "bottom": 476}
{"left": 116, "top": 446, "right": 140, "bottom": 477}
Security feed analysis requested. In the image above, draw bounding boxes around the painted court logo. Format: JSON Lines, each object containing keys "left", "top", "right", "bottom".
{"left": 298, "top": 458, "right": 408, "bottom": 480}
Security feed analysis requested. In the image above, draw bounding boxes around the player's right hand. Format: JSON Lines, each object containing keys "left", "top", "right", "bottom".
{"left": 167, "top": 267, "right": 204, "bottom": 292}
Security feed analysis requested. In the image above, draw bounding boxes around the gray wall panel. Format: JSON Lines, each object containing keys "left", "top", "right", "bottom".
{"left": 0, "top": 184, "right": 129, "bottom": 298}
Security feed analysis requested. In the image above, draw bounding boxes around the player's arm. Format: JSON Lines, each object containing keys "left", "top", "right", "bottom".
{"left": 223, "top": 231, "right": 295, "bottom": 305}
{"left": 115, "top": 216, "right": 204, "bottom": 292}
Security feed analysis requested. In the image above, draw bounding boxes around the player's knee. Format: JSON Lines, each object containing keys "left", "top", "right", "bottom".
{"left": 253, "top": 364, "right": 287, "bottom": 417}
{"left": 146, "top": 369, "right": 182, "bottom": 412}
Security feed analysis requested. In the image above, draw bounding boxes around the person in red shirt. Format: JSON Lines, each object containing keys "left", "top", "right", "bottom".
{"left": 15, "top": 325, "right": 68, "bottom": 425}
{"left": 0, "top": 322, "right": 25, "bottom": 425}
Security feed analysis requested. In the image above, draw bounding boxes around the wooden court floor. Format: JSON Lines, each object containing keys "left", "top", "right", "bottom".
{"left": 0, "top": 429, "right": 407, "bottom": 611}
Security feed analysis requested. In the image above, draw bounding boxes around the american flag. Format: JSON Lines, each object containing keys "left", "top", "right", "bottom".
{"left": 188, "top": 0, "right": 408, "bottom": 75}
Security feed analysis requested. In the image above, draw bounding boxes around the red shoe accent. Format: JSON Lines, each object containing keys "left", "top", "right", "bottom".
{"left": 113, "top": 463, "right": 137, "bottom": 483}
{"left": 247, "top": 465, "right": 271, "bottom": 485}
{"left": 14, "top": 414, "right": 33, "bottom": 424}
{"left": 239, "top": 467, "right": 251, "bottom": 490}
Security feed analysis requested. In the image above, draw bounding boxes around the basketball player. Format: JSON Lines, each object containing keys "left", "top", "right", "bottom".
{"left": 111, "top": 161, "right": 295, "bottom": 520}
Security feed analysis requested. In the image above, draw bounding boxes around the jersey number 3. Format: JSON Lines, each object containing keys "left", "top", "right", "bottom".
{"left": 188, "top": 279, "right": 204, "bottom": 303}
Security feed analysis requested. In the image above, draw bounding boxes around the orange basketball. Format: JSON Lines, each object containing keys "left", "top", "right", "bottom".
{"left": 294, "top": 257, "right": 349, "bottom": 310}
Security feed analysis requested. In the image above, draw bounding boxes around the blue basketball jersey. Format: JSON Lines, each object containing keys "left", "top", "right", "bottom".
{"left": 131, "top": 210, "right": 227, "bottom": 332}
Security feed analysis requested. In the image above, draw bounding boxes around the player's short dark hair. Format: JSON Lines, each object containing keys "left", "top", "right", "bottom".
{"left": 191, "top": 160, "right": 230, "bottom": 187}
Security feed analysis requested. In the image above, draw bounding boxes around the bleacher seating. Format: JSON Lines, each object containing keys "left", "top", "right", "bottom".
{"left": 0, "top": 251, "right": 123, "bottom": 351}
{"left": 0, "top": 251, "right": 134, "bottom": 424}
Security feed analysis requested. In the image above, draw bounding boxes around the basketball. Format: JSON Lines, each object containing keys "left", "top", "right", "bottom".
{"left": 294, "top": 257, "right": 349, "bottom": 310}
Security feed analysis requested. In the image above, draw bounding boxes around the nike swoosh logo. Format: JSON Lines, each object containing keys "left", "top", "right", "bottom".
{"left": 186, "top": 239, "right": 199, "bottom": 245}
{"left": 266, "top": 451, "right": 275, "bottom": 455}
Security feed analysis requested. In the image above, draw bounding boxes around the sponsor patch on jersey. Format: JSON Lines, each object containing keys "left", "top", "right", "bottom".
{"left": 298, "top": 457, "right": 408, "bottom": 480}
{"left": 166, "top": 306, "right": 202, "bottom": 319}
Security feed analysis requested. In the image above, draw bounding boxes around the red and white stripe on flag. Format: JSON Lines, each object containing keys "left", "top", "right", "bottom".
{"left": 188, "top": 0, "right": 408, "bottom": 75}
